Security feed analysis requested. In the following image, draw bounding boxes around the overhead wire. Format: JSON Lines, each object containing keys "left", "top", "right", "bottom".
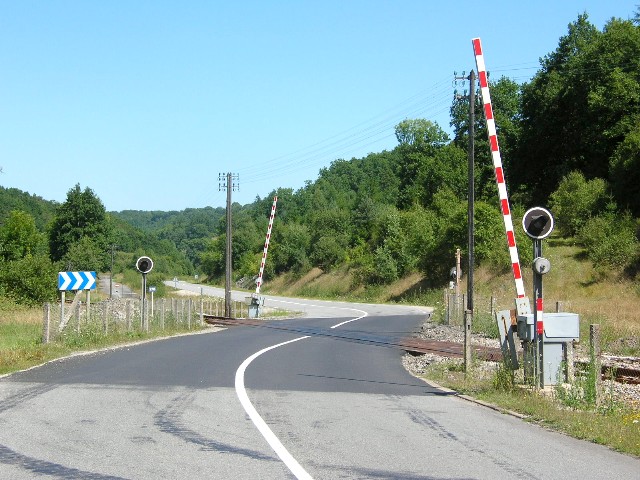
{"left": 191, "top": 77, "right": 455, "bottom": 207}
{"left": 238, "top": 77, "right": 454, "bottom": 185}
{"left": 192, "top": 59, "right": 554, "bottom": 207}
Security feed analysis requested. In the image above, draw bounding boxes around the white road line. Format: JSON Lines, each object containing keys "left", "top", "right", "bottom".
{"left": 235, "top": 306, "right": 368, "bottom": 480}
{"left": 330, "top": 311, "right": 368, "bottom": 328}
{"left": 235, "top": 336, "right": 313, "bottom": 480}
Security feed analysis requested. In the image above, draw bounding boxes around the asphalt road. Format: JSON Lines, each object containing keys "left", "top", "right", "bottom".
{"left": 0, "top": 287, "right": 637, "bottom": 479}
{"left": 98, "top": 275, "right": 135, "bottom": 299}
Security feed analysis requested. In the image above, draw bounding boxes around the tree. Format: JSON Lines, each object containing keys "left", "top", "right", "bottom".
{"left": 549, "top": 171, "right": 612, "bottom": 236}
{"left": 394, "top": 119, "right": 450, "bottom": 208}
{"left": 609, "top": 122, "right": 640, "bottom": 216}
{"left": 395, "top": 119, "right": 448, "bottom": 150}
{"left": 0, "top": 210, "right": 46, "bottom": 261}
{"left": 62, "top": 236, "right": 105, "bottom": 271}
{"left": 0, "top": 254, "right": 59, "bottom": 305}
{"left": 515, "top": 14, "right": 600, "bottom": 199}
{"left": 48, "top": 184, "right": 113, "bottom": 270}
{"left": 578, "top": 212, "right": 639, "bottom": 271}
{"left": 515, "top": 13, "right": 640, "bottom": 204}
{"left": 271, "top": 222, "right": 311, "bottom": 274}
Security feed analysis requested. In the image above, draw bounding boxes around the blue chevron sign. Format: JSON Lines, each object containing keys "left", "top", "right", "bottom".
{"left": 58, "top": 271, "right": 97, "bottom": 291}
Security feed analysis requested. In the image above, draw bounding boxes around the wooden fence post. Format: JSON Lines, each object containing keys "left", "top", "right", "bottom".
{"left": 161, "top": 298, "right": 165, "bottom": 330}
{"left": 590, "top": 324, "right": 602, "bottom": 406}
{"left": 564, "top": 340, "right": 574, "bottom": 384}
{"left": 103, "top": 302, "right": 109, "bottom": 335}
{"left": 42, "top": 303, "right": 50, "bottom": 344}
{"left": 75, "top": 301, "right": 81, "bottom": 334}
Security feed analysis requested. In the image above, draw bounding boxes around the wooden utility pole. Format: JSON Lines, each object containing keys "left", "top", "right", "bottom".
{"left": 455, "top": 69, "right": 476, "bottom": 371}
{"left": 220, "top": 172, "right": 239, "bottom": 318}
{"left": 454, "top": 68, "right": 476, "bottom": 326}
{"left": 464, "top": 71, "right": 476, "bottom": 372}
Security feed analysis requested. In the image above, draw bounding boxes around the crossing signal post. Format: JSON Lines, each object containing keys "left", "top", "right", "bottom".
{"left": 136, "top": 256, "right": 154, "bottom": 331}
{"left": 522, "top": 207, "right": 553, "bottom": 387}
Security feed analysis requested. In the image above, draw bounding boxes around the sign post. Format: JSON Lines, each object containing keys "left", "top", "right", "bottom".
{"left": 57, "top": 271, "right": 97, "bottom": 332}
{"left": 149, "top": 286, "right": 156, "bottom": 320}
{"left": 522, "top": 207, "right": 554, "bottom": 387}
{"left": 136, "top": 257, "right": 154, "bottom": 331}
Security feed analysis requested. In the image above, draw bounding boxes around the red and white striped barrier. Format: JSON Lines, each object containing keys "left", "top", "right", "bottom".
{"left": 472, "top": 38, "right": 526, "bottom": 299}
{"left": 255, "top": 196, "right": 278, "bottom": 295}
{"left": 536, "top": 297, "right": 544, "bottom": 335}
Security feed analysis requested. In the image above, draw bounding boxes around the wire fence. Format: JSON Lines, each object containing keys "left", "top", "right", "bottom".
{"left": 443, "top": 291, "right": 499, "bottom": 327}
{"left": 41, "top": 296, "right": 248, "bottom": 344}
{"left": 444, "top": 290, "right": 578, "bottom": 329}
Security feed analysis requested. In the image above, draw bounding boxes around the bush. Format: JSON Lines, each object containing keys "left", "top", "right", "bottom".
{"left": 578, "top": 212, "right": 639, "bottom": 271}
{"left": 311, "top": 235, "right": 348, "bottom": 270}
{"left": 0, "top": 255, "right": 59, "bottom": 305}
{"left": 549, "top": 171, "right": 611, "bottom": 236}
{"left": 369, "top": 246, "right": 399, "bottom": 284}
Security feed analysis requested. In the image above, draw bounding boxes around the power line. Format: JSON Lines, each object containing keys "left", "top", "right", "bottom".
{"left": 193, "top": 56, "right": 606, "bottom": 207}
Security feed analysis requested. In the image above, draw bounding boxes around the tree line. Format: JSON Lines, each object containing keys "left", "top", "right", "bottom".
{"left": 1, "top": 11, "right": 638, "bottom": 305}
{"left": 198, "top": 12, "right": 640, "bottom": 287}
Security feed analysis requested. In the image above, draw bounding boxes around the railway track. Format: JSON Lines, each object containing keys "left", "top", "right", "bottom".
{"left": 203, "top": 315, "right": 640, "bottom": 385}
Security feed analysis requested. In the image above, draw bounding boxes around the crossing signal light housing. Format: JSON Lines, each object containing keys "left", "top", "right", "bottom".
{"left": 136, "top": 256, "right": 154, "bottom": 274}
{"left": 522, "top": 207, "right": 554, "bottom": 240}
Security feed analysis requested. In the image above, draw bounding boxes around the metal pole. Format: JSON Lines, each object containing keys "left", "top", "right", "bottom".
{"left": 464, "top": 309, "right": 472, "bottom": 372}
{"left": 455, "top": 248, "right": 461, "bottom": 299}
{"left": 60, "top": 291, "right": 65, "bottom": 329}
{"left": 142, "top": 273, "right": 147, "bottom": 331}
{"left": 533, "top": 239, "right": 543, "bottom": 388}
{"left": 225, "top": 172, "right": 232, "bottom": 318}
{"left": 467, "top": 69, "right": 475, "bottom": 316}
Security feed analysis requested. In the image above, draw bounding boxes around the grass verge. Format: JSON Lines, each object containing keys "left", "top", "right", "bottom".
{"left": 0, "top": 303, "right": 209, "bottom": 376}
{"left": 418, "top": 359, "right": 640, "bottom": 458}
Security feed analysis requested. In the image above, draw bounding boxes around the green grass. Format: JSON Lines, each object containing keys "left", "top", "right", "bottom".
{"left": 419, "top": 359, "right": 640, "bottom": 457}
{"left": 0, "top": 303, "right": 208, "bottom": 376}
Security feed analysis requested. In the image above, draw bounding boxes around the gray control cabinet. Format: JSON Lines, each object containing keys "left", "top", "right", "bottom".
{"left": 517, "top": 312, "right": 579, "bottom": 385}
{"left": 246, "top": 295, "right": 264, "bottom": 318}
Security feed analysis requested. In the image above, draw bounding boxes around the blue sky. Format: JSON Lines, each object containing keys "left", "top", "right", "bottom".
{"left": 0, "top": 1, "right": 636, "bottom": 212}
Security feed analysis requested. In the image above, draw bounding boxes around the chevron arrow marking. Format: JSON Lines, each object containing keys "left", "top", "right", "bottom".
{"left": 58, "top": 272, "right": 71, "bottom": 290}
{"left": 58, "top": 271, "right": 97, "bottom": 291}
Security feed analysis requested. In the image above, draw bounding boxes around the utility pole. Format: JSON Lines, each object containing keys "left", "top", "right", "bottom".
{"left": 455, "top": 69, "right": 476, "bottom": 371}
{"left": 467, "top": 69, "right": 476, "bottom": 318}
{"left": 219, "top": 172, "right": 239, "bottom": 318}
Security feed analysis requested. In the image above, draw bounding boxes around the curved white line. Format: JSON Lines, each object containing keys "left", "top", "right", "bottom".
{"left": 267, "top": 298, "right": 369, "bottom": 324}
{"left": 330, "top": 312, "right": 368, "bottom": 329}
{"left": 235, "top": 304, "right": 369, "bottom": 479}
{"left": 235, "top": 336, "right": 313, "bottom": 480}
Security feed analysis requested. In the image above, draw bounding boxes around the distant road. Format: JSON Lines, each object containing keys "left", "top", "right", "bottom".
{"left": 0, "top": 284, "right": 637, "bottom": 478}
{"left": 98, "top": 274, "right": 135, "bottom": 299}
{"left": 163, "top": 279, "right": 430, "bottom": 318}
